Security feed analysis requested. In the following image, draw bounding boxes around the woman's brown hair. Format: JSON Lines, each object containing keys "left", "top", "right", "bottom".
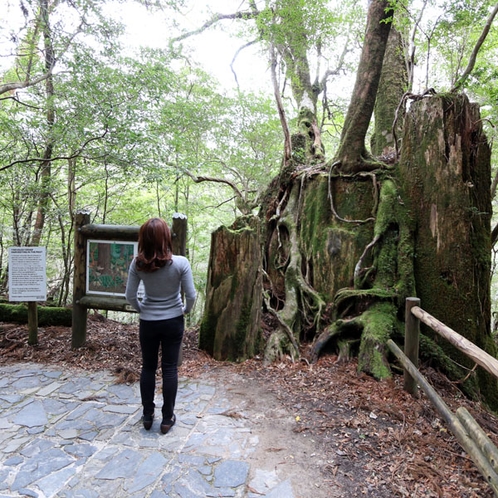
{"left": 135, "top": 218, "right": 173, "bottom": 272}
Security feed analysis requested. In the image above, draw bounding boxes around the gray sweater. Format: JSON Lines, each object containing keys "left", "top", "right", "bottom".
{"left": 125, "top": 255, "right": 196, "bottom": 321}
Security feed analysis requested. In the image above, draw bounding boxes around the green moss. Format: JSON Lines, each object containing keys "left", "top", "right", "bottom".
{"left": 374, "top": 179, "right": 398, "bottom": 237}
{"left": 394, "top": 222, "right": 416, "bottom": 303}
{"left": 264, "top": 329, "right": 291, "bottom": 363}
{"left": 0, "top": 303, "right": 72, "bottom": 326}
{"left": 297, "top": 174, "right": 377, "bottom": 302}
{"left": 307, "top": 174, "right": 416, "bottom": 373}
{"left": 372, "top": 181, "right": 402, "bottom": 290}
{"left": 362, "top": 348, "right": 392, "bottom": 379}
{"left": 334, "top": 287, "right": 396, "bottom": 303}
{"left": 199, "top": 309, "right": 217, "bottom": 356}
{"left": 375, "top": 230, "right": 398, "bottom": 289}
{"left": 230, "top": 215, "right": 259, "bottom": 232}
{"left": 300, "top": 177, "right": 330, "bottom": 255}
{"left": 38, "top": 307, "right": 72, "bottom": 326}
{"left": 361, "top": 302, "right": 397, "bottom": 342}
{"left": 291, "top": 133, "right": 307, "bottom": 163}
{"left": 233, "top": 300, "right": 252, "bottom": 361}
{"left": 299, "top": 174, "right": 368, "bottom": 255}
{"left": 357, "top": 302, "right": 398, "bottom": 379}
{"left": 369, "top": 178, "right": 415, "bottom": 305}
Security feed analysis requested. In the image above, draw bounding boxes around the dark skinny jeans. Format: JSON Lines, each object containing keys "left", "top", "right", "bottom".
{"left": 139, "top": 315, "right": 184, "bottom": 421}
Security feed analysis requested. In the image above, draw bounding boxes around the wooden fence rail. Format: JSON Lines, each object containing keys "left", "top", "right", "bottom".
{"left": 387, "top": 297, "right": 498, "bottom": 496}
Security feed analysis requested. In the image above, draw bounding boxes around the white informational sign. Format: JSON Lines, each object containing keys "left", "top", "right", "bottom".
{"left": 8, "top": 247, "right": 47, "bottom": 302}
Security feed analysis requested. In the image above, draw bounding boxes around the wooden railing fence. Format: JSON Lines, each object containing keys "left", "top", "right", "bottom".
{"left": 387, "top": 297, "right": 498, "bottom": 496}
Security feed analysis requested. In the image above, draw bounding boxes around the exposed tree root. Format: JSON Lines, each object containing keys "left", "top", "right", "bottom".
{"left": 327, "top": 162, "right": 377, "bottom": 224}
{"left": 263, "top": 182, "right": 326, "bottom": 363}
{"left": 263, "top": 164, "right": 416, "bottom": 381}
{"left": 262, "top": 285, "right": 300, "bottom": 361}
{"left": 310, "top": 297, "right": 398, "bottom": 379}
{"left": 308, "top": 178, "right": 414, "bottom": 377}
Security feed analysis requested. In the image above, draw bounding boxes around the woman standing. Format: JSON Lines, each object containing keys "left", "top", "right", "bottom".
{"left": 125, "top": 218, "right": 196, "bottom": 434}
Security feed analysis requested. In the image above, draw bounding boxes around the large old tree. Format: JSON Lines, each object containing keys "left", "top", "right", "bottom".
{"left": 197, "top": 0, "right": 498, "bottom": 407}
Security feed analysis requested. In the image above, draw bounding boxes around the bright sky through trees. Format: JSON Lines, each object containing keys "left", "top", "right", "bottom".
{"left": 0, "top": 0, "right": 270, "bottom": 91}
{"left": 110, "top": 1, "right": 272, "bottom": 92}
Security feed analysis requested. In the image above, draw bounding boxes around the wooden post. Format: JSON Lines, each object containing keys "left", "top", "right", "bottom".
{"left": 171, "top": 213, "right": 187, "bottom": 256}
{"left": 404, "top": 297, "right": 421, "bottom": 396}
{"left": 171, "top": 213, "right": 187, "bottom": 366}
{"left": 27, "top": 301, "right": 38, "bottom": 345}
{"left": 72, "top": 210, "right": 90, "bottom": 348}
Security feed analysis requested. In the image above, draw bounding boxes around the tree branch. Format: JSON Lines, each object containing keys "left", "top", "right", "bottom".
{"left": 0, "top": 129, "right": 108, "bottom": 172}
{"left": 452, "top": 2, "right": 498, "bottom": 92}
{"left": 171, "top": 10, "right": 259, "bottom": 44}
{"left": 270, "top": 45, "right": 292, "bottom": 162}
{"left": 491, "top": 165, "right": 498, "bottom": 200}
{"left": 230, "top": 39, "right": 260, "bottom": 87}
{"left": 317, "top": 37, "right": 350, "bottom": 92}
{"left": 0, "top": 94, "right": 42, "bottom": 110}
{"left": 1, "top": 19, "right": 83, "bottom": 97}
{"left": 0, "top": 72, "right": 53, "bottom": 96}
{"left": 183, "top": 171, "right": 245, "bottom": 198}
{"left": 182, "top": 170, "right": 259, "bottom": 214}
{"left": 404, "top": 0, "right": 429, "bottom": 89}
{"left": 492, "top": 222, "right": 498, "bottom": 248}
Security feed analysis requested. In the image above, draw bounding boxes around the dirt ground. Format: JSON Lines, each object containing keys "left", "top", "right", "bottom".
{"left": 1, "top": 315, "right": 498, "bottom": 497}
{"left": 213, "top": 367, "right": 340, "bottom": 497}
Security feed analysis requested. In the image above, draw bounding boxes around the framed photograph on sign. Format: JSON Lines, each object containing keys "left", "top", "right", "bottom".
{"left": 86, "top": 240, "right": 137, "bottom": 296}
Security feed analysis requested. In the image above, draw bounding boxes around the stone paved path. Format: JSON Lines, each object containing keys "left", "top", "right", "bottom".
{"left": 0, "top": 363, "right": 304, "bottom": 498}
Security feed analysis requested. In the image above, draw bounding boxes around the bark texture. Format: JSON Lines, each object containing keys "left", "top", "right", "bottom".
{"left": 371, "top": 27, "right": 408, "bottom": 157}
{"left": 199, "top": 216, "right": 263, "bottom": 361}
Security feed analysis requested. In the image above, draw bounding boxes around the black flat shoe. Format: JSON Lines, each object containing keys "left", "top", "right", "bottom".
{"left": 143, "top": 414, "right": 154, "bottom": 431}
{"left": 160, "top": 414, "right": 176, "bottom": 434}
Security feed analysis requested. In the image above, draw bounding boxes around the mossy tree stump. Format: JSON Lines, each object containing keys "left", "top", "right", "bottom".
{"left": 398, "top": 94, "right": 497, "bottom": 406}
{"left": 199, "top": 216, "right": 263, "bottom": 361}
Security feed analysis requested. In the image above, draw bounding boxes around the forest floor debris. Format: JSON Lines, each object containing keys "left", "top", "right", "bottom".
{"left": 1, "top": 315, "right": 497, "bottom": 497}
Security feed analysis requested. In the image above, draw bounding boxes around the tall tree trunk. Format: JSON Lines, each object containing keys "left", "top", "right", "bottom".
{"left": 371, "top": 27, "right": 408, "bottom": 157}
{"left": 31, "top": 0, "right": 55, "bottom": 247}
{"left": 273, "top": 2, "right": 324, "bottom": 163}
{"left": 334, "top": 0, "right": 394, "bottom": 173}
{"left": 26, "top": 0, "right": 55, "bottom": 344}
